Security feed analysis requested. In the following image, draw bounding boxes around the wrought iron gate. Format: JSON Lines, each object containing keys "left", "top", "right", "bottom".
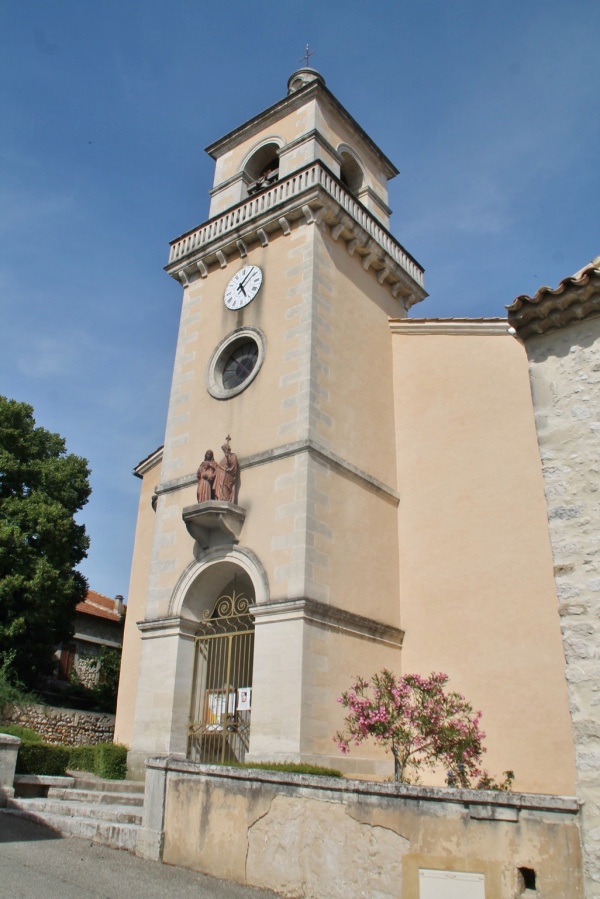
{"left": 188, "top": 590, "right": 254, "bottom": 764}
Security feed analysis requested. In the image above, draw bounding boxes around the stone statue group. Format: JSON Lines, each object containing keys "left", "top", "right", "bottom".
{"left": 197, "top": 437, "right": 238, "bottom": 504}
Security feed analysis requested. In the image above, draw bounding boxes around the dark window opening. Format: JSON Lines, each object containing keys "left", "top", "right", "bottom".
{"left": 246, "top": 144, "right": 279, "bottom": 195}
{"left": 222, "top": 342, "right": 258, "bottom": 389}
{"left": 518, "top": 867, "right": 536, "bottom": 891}
{"left": 339, "top": 151, "right": 363, "bottom": 196}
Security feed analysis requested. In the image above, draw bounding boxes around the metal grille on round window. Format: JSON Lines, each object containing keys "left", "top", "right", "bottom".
{"left": 222, "top": 342, "right": 258, "bottom": 390}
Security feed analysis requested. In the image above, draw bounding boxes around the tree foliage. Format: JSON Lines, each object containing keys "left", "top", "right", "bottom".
{"left": 0, "top": 396, "right": 90, "bottom": 686}
{"left": 335, "top": 669, "right": 486, "bottom": 784}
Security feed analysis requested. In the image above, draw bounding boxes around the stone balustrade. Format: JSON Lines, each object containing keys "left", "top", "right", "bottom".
{"left": 167, "top": 161, "right": 424, "bottom": 288}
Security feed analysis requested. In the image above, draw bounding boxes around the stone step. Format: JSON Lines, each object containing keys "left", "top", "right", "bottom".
{"left": 2, "top": 807, "right": 140, "bottom": 851}
{"left": 8, "top": 797, "right": 142, "bottom": 825}
{"left": 67, "top": 772, "right": 146, "bottom": 794}
{"left": 47, "top": 787, "right": 144, "bottom": 806}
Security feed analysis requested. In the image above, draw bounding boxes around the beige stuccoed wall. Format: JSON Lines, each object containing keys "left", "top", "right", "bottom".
{"left": 114, "top": 455, "right": 161, "bottom": 748}
{"left": 145, "top": 761, "right": 583, "bottom": 898}
{"left": 522, "top": 316, "right": 600, "bottom": 895}
{"left": 123, "top": 215, "right": 411, "bottom": 770}
{"left": 392, "top": 326, "right": 576, "bottom": 795}
{"left": 248, "top": 610, "right": 402, "bottom": 774}
{"left": 150, "top": 221, "right": 403, "bottom": 613}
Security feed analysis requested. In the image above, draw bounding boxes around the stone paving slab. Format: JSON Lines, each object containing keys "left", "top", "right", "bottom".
{"left": 0, "top": 813, "right": 280, "bottom": 898}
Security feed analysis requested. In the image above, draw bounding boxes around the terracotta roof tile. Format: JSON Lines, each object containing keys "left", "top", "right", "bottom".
{"left": 507, "top": 256, "right": 600, "bottom": 339}
{"left": 76, "top": 590, "right": 123, "bottom": 622}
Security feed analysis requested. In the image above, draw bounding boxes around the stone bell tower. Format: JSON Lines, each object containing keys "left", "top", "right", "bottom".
{"left": 118, "top": 68, "right": 426, "bottom": 776}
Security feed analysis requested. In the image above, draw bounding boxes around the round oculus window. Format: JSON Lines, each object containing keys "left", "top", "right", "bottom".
{"left": 222, "top": 342, "right": 258, "bottom": 389}
{"left": 206, "top": 328, "right": 265, "bottom": 400}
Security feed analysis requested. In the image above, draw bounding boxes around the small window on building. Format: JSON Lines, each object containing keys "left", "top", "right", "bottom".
{"left": 518, "top": 867, "right": 536, "bottom": 893}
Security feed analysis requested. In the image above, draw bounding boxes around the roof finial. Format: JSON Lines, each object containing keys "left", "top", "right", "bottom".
{"left": 300, "top": 44, "right": 316, "bottom": 67}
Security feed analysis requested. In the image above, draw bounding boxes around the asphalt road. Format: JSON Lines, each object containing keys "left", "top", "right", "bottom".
{"left": 0, "top": 814, "right": 280, "bottom": 899}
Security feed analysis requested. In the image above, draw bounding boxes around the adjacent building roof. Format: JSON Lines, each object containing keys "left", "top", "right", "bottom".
{"left": 507, "top": 255, "right": 600, "bottom": 340}
{"left": 76, "top": 590, "right": 123, "bottom": 623}
{"left": 133, "top": 445, "right": 163, "bottom": 479}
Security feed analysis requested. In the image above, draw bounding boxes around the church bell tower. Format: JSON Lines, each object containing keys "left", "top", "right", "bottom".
{"left": 121, "top": 68, "right": 426, "bottom": 775}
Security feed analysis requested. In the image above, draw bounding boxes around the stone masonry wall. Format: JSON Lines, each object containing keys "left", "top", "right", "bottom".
{"left": 1, "top": 703, "right": 115, "bottom": 746}
{"left": 525, "top": 316, "right": 600, "bottom": 897}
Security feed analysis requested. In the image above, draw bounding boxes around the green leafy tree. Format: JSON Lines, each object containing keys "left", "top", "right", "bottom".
{"left": 0, "top": 396, "right": 91, "bottom": 687}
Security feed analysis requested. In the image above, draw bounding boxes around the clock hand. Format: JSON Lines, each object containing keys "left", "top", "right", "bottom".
{"left": 239, "top": 270, "right": 254, "bottom": 289}
{"left": 237, "top": 282, "right": 247, "bottom": 296}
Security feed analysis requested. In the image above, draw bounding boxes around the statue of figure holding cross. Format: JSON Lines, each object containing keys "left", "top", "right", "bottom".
{"left": 214, "top": 436, "right": 239, "bottom": 504}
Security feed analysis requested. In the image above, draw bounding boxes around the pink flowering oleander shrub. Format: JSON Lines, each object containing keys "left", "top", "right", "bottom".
{"left": 334, "top": 670, "right": 486, "bottom": 784}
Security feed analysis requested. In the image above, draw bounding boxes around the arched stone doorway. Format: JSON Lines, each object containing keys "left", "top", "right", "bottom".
{"left": 171, "top": 548, "right": 268, "bottom": 764}
{"left": 188, "top": 577, "right": 255, "bottom": 763}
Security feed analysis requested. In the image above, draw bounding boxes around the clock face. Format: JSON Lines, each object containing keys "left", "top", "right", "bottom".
{"left": 224, "top": 265, "right": 263, "bottom": 310}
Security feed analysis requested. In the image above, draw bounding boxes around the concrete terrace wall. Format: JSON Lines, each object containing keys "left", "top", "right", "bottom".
{"left": 2, "top": 704, "right": 115, "bottom": 746}
{"left": 139, "top": 757, "right": 583, "bottom": 899}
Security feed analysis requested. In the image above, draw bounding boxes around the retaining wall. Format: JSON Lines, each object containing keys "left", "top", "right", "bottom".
{"left": 2, "top": 703, "right": 115, "bottom": 746}
{"left": 139, "top": 757, "right": 583, "bottom": 898}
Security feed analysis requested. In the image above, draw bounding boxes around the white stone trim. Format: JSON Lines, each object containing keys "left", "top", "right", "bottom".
{"left": 205, "top": 327, "right": 266, "bottom": 400}
{"left": 167, "top": 546, "right": 270, "bottom": 619}
{"left": 166, "top": 161, "right": 425, "bottom": 297}
{"left": 252, "top": 597, "right": 404, "bottom": 647}
{"left": 154, "top": 438, "right": 399, "bottom": 504}
{"left": 236, "top": 135, "right": 285, "bottom": 176}
{"left": 390, "top": 319, "right": 510, "bottom": 336}
{"left": 137, "top": 616, "right": 197, "bottom": 640}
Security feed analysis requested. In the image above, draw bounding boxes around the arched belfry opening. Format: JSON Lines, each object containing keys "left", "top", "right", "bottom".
{"left": 339, "top": 148, "right": 364, "bottom": 196}
{"left": 186, "top": 566, "right": 256, "bottom": 764}
{"left": 244, "top": 141, "right": 280, "bottom": 195}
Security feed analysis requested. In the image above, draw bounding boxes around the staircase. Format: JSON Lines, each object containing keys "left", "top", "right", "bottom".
{"left": 3, "top": 772, "right": 145, "bottom": 851}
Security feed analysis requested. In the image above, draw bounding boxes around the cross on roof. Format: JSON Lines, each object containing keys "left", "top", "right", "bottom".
{"left": 300, "top": 44, "right": 316, "bottom": 67}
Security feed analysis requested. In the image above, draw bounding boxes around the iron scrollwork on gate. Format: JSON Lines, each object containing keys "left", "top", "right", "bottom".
{"left": 188, "top": 590, "right": 254, "bottom": 764}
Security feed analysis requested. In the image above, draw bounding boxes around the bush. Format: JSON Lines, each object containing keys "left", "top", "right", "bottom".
{"left": 0, "top": 724, "right": 42, "bottom": 743}
{"left": 13, "top": 739, "right": 128, "bottom": 780}
{"left": 16, "top": 744, "right": 70, "bottom": 776}
{"left": 93, "top": 743, "right": 127, "bottom": 779}
{"left": 67, "top": 744, "right": 95, "bottom": 772}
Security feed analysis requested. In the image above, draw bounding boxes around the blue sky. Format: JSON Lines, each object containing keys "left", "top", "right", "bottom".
{"left": 1, "top": 1, "right": 598, "bottom": 600}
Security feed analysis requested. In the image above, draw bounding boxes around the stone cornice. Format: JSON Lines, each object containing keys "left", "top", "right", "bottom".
{"left": 390, "top": 318, "right": 510, "bottom": 336}
{"left": 137, "top": 616, "right": 197, "bottom": 639}
{"left": 166, "top": 161, "right": 425, "bottom": 307}
{"left": 278, "top": 128, "right": 342, "bottom": 166}
{"left": 252, "top": 596, "right": 404, "bottom": 647}
{"left": 154, "top": 437, "right": 399, "bottom": 505}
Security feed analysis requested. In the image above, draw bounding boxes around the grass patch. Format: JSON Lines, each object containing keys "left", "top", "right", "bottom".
{"left": 0, "top": 724, "right": 42, "bottom": 743}
{"left": 219, "top": 760, "right": 343, "bottom": 778}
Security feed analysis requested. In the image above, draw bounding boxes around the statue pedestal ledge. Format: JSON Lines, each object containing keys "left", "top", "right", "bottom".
{"left": 182, "top": 501, "right": 246, "bottom": 548}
